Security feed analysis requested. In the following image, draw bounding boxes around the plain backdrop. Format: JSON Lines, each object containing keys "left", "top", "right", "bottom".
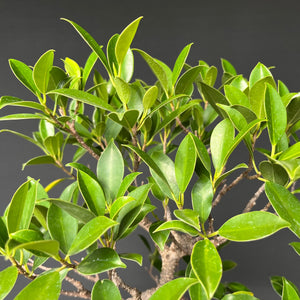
{"left": 0, "top": 0, "right": 300, "bottom": 299}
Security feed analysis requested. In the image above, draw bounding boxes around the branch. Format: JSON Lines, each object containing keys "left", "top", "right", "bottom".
{"left": 243, "top": 183, "right": 265, "bottom": 213}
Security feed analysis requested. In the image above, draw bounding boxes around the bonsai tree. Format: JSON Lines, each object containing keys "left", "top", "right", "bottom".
{"left": 0, "top": 16, "right": 300, "bottom": 300}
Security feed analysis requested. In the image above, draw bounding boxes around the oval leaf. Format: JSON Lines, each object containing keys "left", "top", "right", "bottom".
{"left": 218, "top": 211, "right": 290, "bottom": 241}
{"left": 0, "top": 266, "right": 18, "bottom": 300}
{"left": 92, "top": 280, "right": 121, "bottom": 300}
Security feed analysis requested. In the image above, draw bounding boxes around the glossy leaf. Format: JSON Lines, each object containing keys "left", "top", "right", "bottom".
{"left": 0, "top": 113, "right": 44, "bottom": 121}
{"left": 97, "top": 140, "right": 124, "bottom": 203}
{"left": 218, "top": 211, "right": 290, "bottom": 241}
{"left": 189, "top": 133, "right": 211, "bottom": 173}
{"left": 82, "top": 52, "right": 98, "bottom": 88}
{"left": 9, "top": 59, "right": 38, "bottom": 94}
{"left": 114, "top": 77, "right": 131, "bottom": 105}
{"left": 279, "top": 142, "right": 300, "bottom": 160}
{"left": 283, "top": 278, "right": 300, "bottom": 300}
{"left": 211, "top": 118, "right": 235, "bottom": 176}
{"left": 115, "top": 17, "right": 142, "bottom": 66}
{"left": 259, "top": 161, "right": 289, "bottom": 185}
{"left": 0, "top": 217, "right": 9, "bottom": 249}
{"left": 224, "top": 85, "right": 250, "bottom": 108}
{"left": 77, "top": 248, "right": 126, "bottom": 275}
{"left": 264, "top": 83, "right": 287, "bottom": 146}
{"left": 108, "top": 110, "right": 139, "bottom": 129}
{"left": 47, "top": 204, "right": 78, "bottom": 254}
{"left": 91, "top": 280, "right": 121, "bottom": 300}
{"left": 119, "top": 253, "right": 143, "bottom": 266}
{"left": 221, "top": 58, "right": 237, "bottom": 75}
{"left": 191, "top": 174, "right": 213, "bottom": 223}
{"left": 143, "top": 85, "right": 158, "bottom": 111}
{"left": 33, "top": 50, "right": 55, "bottom": 94}
{"left": 10, "top": 229, "right": 43, "bottom": 244}
{"left": 175, "top": 134, "right": 196, "bottom": 193}
{"left": 134, "top": 49, "right": 171, "bottom": 96}
{"left": 270, "top": 276, "right": 300, "bottom": 297}
{"left": 172, "top": 43, "right": 193, "bottom": 85}
{"left": 110, "top": 196, "right": 135, "bottom": 219}
{"left": 174, "top": 209, "right": 200, "bottom": 230}
{"left": 47, "top": 199, "right": 95, "bottom": 224}
{"left": 116, "top": 172, "right": 141, "bottom": 198}
{"left": 120, "top": 48, "right": 134, "bottom": 82}
{"left": 61, "top": 18, "right": 109, "bottom": 72}
{"left": 22, "top": 155, "right": 56, "bottom": 170}
{"left": 222, "top": 294, "right": 259, "bottom": 300}
{"left": 175, "top": 65, "right": 202, "bottom": 95}
{"left": 154, "top": 220, "right": 200, "bottom": 236}
{"left": 249, "top": 62, "right": 273, "bottom": 88}
{"left": 7, "top": 180, "right": 36, "bottom": 233}
{"left": 289, "top": 242, "right": 300, "bottom": 256}
{"left": 198, "top": 82, "right": 229, "bottom": 118}
{"left": 15, "top": 271, "right": 61, "bottom": 300}
{"left": 48, "top": 89, "right": 115, "bottom": 111}
{"left": 265, "top": 182, "right": 300, "bottom": 238}
{"left": 12, "top": 240, "right": 59, "bottom": 257}
{"left": 68, "top": 216, "right": 117, "bottom": 255}
{"left": 149, "top": 221, "right": 170, "bottom": 251}
{"left": 191, "top": 239, "right": 222, "bottom": 298}
{"left": 0, "top": 96, "right": 45, "bottom": 111}
{"left": 78, "top": 170, "right": 105, "bottom": 216}
{"left": 0, "top": 266, "right": 18, "bottom": 300}
{"left": 149, "top": 278, "right": 198, "bottom": 300}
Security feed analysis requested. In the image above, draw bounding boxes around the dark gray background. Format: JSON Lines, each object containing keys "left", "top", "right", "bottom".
{"left": 0, "top": 0, "right": 300, "bottom": 299}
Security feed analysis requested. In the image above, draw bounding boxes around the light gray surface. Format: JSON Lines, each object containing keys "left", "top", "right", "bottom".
{"left": 0, "top": 0, "right": 300, "bottom": 299}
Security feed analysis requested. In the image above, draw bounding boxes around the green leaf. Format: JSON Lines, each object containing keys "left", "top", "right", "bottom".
{"left": 124, "top": 145, "right": 172, "bottom": 193}
{"left": 290, "top": 242, "right": 300, "bottom": 256}
{"left": 259, "top": 161, "right": 289, "bottom": 185}
{"left": 211, "top": 119, "right": 235, "bottom": 176}
{"left": 218, "top": 211, "right": 290, "bottom": 241}
{"left": 222, "top": 260, "right": 237, "bottom": 272}
{"left": 68, "top": 216, "right": 117, "bottom": 255}
{"left": 265, "top": 83, "right": 287, "bottom": 146}
{"left": 172, "top": 43, "right": 193, "bottom": 85}
{"left": 249, "top": 62, "right": 273, "bottom": 88}
{"left": 174, "top": 209, "right": 200, "bottom": 230}
{"left": 97, "top": 140, "right": 124, "bottom": 203}
{"left": 175, "top": 134, "right": 196, "bottom": 193}
{"left": 0, "top": 217, "right": 9, "bottom": 249}
{"left": 120, "top": 49, "right": 134, "bottom": 82}
{"left": 82, "top": 52, "right": 98, "bottom": 88}
{"left": 279, "top": 142, "right": 300, "bottom": 160}
{"left": 0, "top": 96, "right": 45, "bottom": 111}
{"left": 0, "top": 113, "right": 45, "bottom": 121}
{"left": 33, "top": 50, "right": 55, "bottom": 94}
{"left": 149, "top": 221, "right": 170, "bottom": 251}
{"left": 189, "top": 134, "right": 211, "bottom": 173}
{"left": 265, "top": 182, "right": 300, "bottom": 238}
{"left": 224, "top": 85, "right": 250, "bottom": 108}
{"left": 143, "top": 85, "right": 158, "bottom": 111}
{"left": 47, "top": 204, "right": 78, "bottom": 254}
{"left": 77, "top": 248, "right": 126, "bottom": 275}
{"left": 150, "top": 151, "right": 180, "bottom": 201}
{"left": 149, "top": 278, "right": 198, "bottom": 300}
{"left": 221, "top": 58, "right": 237, "bottom": 75}
{"left": 47, "top": 89, "right": 115, "bottom": 111}
{"left": 191, "top": 239, "right": 222, "bottom": 298}
{"left": 198, "top": 82, "right": 229, "bottom": 118}
{"left": 0, "top": 266, "right": 18, "bottom": 300}
{"left": 108, "top": 110, "right": 139, "bottom": 129}
{"left": 114, "top": 77, "right": 131, "bottom": 105}
{"left": 15, "top": 271, "right": 61, "bottom": 300}
{"left": 222, "top": 294, "right": 259, "bottom": 300}
{"left": 9, "top": 59, "right": 38, "bottom": 94}
{"left": 283, "top": 278, "right": 300, "bottom": 300}
{"left": 153, "top": 100, "right": 200, "bottom": 136}
{"left": 78, "top": 170, "right": 106, "bottom": 216}
{"left": 7, "top": 180, "right": 37, "bottom": 233}
{"left": 115, "top": 17, "right": 142, "bottom": 66}
{"left": 92, "top": 280, "right": 121, "bottom": 300}
{"left": 249, "top": 76, "right": 275, "bottom": 118}
{"left": 61, "top": 18, "right": 109, "bottom": 72}
{"left": 154, "top": 220, "right": 200, "bottom": 236}
{"left": 47, "top": 199, "right": 96, "bottom": 224}
{"left": 119, "top": 253, "right": 143, "bottom": 266}
{"left": 116, "top": 172, "right": 141, "bottom": 198}
{"left": 10, "top": 229, "right": 43, "bottom": 244}
{"left": 12, "top": 240, "right": 59, "bottom": 257}
{"left": 270, "top": 276, "right": 300, "bottom": 298}
{"left": 204, "top": 66, "right": 218, "bottom": 86}
{"left": 175, "top": 65, "right": 202, "bottom": 95}
{"left": 191, "top": 174, "right": 213, "bottom": 224}
{"left": 110, "top": 196, "right": 135, "bottom": 220}
{"left": 22, "top": 155, "right": 56, "bottom": 170}
{"left": 134, "top": 49, "right": 172, "bottom": 96}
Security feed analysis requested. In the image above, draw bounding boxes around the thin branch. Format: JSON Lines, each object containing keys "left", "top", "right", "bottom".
{"left": 60, "top": 290, "right": 91, "bottom": 299}
{"left": 261, "top": 201, "right": 272, "bottom": 212}
{"left": 243, "top": 183, "right": 265, "bottom": 213}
